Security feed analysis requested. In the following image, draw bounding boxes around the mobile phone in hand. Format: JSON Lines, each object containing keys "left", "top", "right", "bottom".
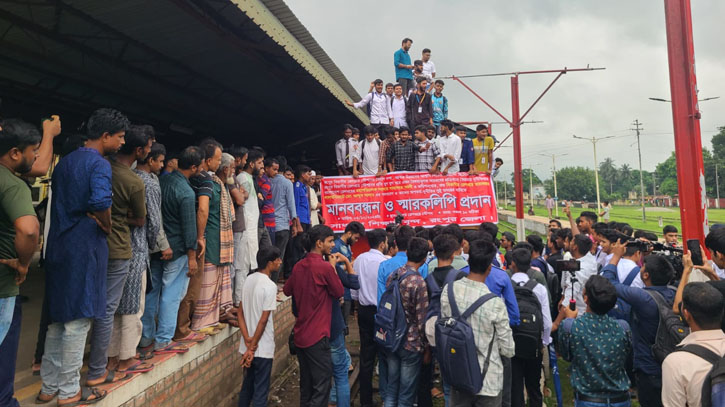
{"left": 686, "top": 239, "right": 704, "bottom": 266}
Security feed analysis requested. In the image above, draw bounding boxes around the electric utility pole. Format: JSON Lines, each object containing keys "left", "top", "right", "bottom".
{"left": 539, "top": 153, "right": 568, "bottom": 218}
{"left": 573, "top": 134, "right": 614, "bottom": 213}
{"left": 632, "top": 120, "right": 647, "bottom": 221}
{"left": 717, "top": 164, "right": 720, "bottom": 209}
{"left": 529, "top": 164, "right": 534, "bottom": 210}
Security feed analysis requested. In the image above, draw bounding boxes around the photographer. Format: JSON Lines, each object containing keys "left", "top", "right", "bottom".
{"left": 561, "top": 235, "right": 598, "bottom": 316}
{"left": 602, "top": 241, "right": 676, "bottom": 407}
{"left": 558, "top": 275, "right": 632, "bottom": 407}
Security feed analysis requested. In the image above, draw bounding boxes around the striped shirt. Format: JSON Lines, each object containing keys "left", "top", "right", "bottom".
{"left": 257, "top": 174, "right": 275, "bottom": 229}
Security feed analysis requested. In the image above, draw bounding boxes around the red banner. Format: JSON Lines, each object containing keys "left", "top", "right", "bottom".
{"left": 321, "top": 172, "right": 498, "bottom": 232}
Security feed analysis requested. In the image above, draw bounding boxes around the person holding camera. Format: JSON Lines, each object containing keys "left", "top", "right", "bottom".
{"left": 561, "top": 235, "right": 599, "bottom": 316}
{"left": 558, "top": 275, "right": 632, "bottom": 407}
{"left": 602, "top": 241, "right": 676, "bottom": 407}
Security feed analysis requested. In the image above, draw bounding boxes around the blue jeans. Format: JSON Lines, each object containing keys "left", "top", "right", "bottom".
{"left": 0, "top": 296, "right": 16, "bottom": 344}
{"left": 141, "top": 255, "right": 190, "bottom": 347}
{"left": 238, "top": 357, "right": 273, "bottom": 407}
{"left": 88, "top": 258, "right": 131, "bottom": 380}
{"left": 384, "top": 348, "right": 422, "bottom": 407}
{"left": 41, "top": 318, "right": 92, "bottom": 399}
{"left": 575, "top": 396, "right": 630, "bottom": 407}
{"left": 0, "top": 296, "right": 21, "bottom": 407}
{"left": 329, "top": 333, "right": 351, "bottom": 406}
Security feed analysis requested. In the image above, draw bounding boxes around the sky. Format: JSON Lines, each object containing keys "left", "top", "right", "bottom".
{"left": 285, "top": 0, "right": 724, "bottom": 181}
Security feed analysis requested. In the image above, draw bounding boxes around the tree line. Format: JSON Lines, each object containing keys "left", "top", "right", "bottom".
{"left": 498, "top": 126, "right": 725, "bottom": 202}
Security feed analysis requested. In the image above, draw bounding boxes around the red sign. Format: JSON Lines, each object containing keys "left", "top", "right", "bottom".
{"left": 321, "top": 172, "right": 498, "bottom": 232}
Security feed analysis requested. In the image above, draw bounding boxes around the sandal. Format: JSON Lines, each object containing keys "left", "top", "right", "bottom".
{"left": 118, "top": 360, "right": 154, "bottom": 374}
{"left": 137, "top": 344, "right": 154, "bottom": 360}
{"left": 85, "top": 369, "right": 128, "bottom": 386}
{"left": 177, "top": 332, "right": 208, "bottom": 343}
{"left": 57, "top": 387, "right": 107, "bottom": 406}
{"left": 154, "top": 342, "right": 189, "bottom": 354}
{"left": 35, "top": 391, "right": 57, "bottom": 404}
{"left": 197, "top": 326, "right": 221, "bottom": 336}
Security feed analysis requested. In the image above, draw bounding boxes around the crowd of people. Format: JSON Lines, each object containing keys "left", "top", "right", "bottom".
{"left": 0, "top": 108, "right": 328, "bottom": 406}
{"left": 339, "top": 38, "right": 504, "bottom": 179}
{"left": 1, "top": 36, "right": 724, "bottom": 407}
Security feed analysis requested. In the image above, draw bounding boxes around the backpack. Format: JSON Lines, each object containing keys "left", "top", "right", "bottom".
{"left": 607, "top": 266, "right": 640, "bottom": 322}
{"left": 424, "top": 270, "right": 463, "bottom": 346}
{"left": 512, "top": 279, "right": 544, "bottom": 359}
{"left": 435, "top": 283, "right": 498, "bottom": 395}
{"left": 425, "top": 270, "right": 462, "bottom": 321}
{"left": 675, "top": 344, "right": 725, "bottom": 407}
{"left": 375, "top": 269, "right": 416, "bottom": 353}
{"left": 646, "top": 289, "right": 690, "bottom": 364}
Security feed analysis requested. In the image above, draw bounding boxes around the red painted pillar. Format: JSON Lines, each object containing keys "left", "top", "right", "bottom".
{"left": 511, "top": 75, "right": 525, "bottom": 239}
{"left": 664, "top": 0, "right": 708, "bottom": 246}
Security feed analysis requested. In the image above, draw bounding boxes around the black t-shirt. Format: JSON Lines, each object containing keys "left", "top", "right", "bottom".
{"left": 427, "top": 265, "right": 466, "bottom": 298}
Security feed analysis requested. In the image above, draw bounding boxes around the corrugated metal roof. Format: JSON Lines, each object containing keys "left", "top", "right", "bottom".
{"left": 259, "top": 0, "right": 361, "bottom": 101}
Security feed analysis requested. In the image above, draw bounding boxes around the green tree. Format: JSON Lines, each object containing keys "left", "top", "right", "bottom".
{"left": 655, "top": 152, "right": 678, "bottom": 196}
{"left": 512, "top": 168, "right": 542, "bottom": 186}
{"left": 599, "top": 157, "right": 617, "bottom": 195}
{"left": 552, "top": 166, "right": 596, "bottom": 201}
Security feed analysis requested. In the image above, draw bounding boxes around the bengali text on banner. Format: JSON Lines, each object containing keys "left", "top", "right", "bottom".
{"left": 320, "top": 172, "right": 498, "bottom": 232}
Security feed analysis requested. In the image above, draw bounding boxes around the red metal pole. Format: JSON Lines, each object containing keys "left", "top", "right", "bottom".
{"left": 664, "top": 0, "right": 708, "bottom": 247}
{"left": 511, "top": 75, "right": 525, "bottom": 239}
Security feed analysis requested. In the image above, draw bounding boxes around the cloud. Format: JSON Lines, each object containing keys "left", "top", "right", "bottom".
{"left": 286, "top": 0, "right": 725, "bottom": 180}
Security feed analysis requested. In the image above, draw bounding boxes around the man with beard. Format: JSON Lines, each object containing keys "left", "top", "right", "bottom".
{"left": 0, "top": 119, "right": 41, "bottom": 407}
{"left": 237, "top": 150, "right": 264, "bottom": 289}
{"left": 407, "top": 77, "right": 433, "bottom": 129}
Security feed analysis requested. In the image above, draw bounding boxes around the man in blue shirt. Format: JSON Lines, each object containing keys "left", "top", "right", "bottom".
{"left": 393, "top": 38, "right": 414, "bottom": 95}
{"left": 269, "top": 163, "right": 297, "bottom": 281}
{"left": 456, "top": 126, "right": 475, "bottom": 173}
{"left": 289, "top": 165, "right": 311, "bottom": 279}
{"left": 331, "top": 221, "right": 365, "bottom": 330}
{"left": 377, "top": 225, "right": 428, "bottom": 304}
{"left": 602, "top": 241, "right": 676, "bottom": 407}
{"left": 39, "top": 108, "right": 127, "bottom": 405}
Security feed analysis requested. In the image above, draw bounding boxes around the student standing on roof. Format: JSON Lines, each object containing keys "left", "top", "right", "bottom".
{"left": 394, "top": 38, "right": 415, "bottom": 95}
{"left": 345, "top": 79, "right": 393, "bottom": 136}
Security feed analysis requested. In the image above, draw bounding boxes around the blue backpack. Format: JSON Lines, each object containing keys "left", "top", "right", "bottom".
{"left": 607, "top": 266, "right": 640, "bottom": 322}
{"left": 425, "top": 270, "right": 462, "bottom": 321}
{"left": 436, "top": 283, "right": 498, "bottom": 395}
{"left": 375, "top": 269, "right": 416, "bottom": 353}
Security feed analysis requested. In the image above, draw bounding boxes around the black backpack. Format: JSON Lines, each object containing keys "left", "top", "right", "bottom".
{"left": 674, "top": 344, "right": 725, "bottom": 407}
{"left": 645, "top": 289, "right": 690, "bottom": 363}
{"left": 511, "top": 279, "right": 544, "bottom": 359}
{"left": 435, "top": 284, "right": 498, "bottom": 395}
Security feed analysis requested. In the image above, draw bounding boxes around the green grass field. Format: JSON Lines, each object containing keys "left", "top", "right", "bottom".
{"left": 503, "top": 204, "right": 725, "bottom": 238}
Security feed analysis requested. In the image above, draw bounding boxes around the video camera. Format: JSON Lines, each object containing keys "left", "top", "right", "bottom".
{"left": 649, "top": 241, "right": 684, "bottom": 280}
{"left": 556, "top": 260, "right": 581, "bottom": 311}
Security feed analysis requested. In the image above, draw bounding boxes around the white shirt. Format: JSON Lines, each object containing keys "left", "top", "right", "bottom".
{"left": 357, "top": 138, "right": 380, "bottom": 175}
{"left": 602, "top": 205, "right": 611, "bottom": 220}
{"left": 352, "top": 249, "right": 387, "bottom": 306}
{"left": 561, "top": 252, "right": 598, "bottom": 315}
{"left": 335, "top": 137, "right": 359, "bottom": 168}
{"left": 438, "top": 133, "right": 462, "bottom": 173}
{"left": 511, "top": 272, "right": 552, "bottom": 345}
{"left": 238, "top": 272, "right": 277, "bottom": 358}
{"left": 354, "top": 91, "right": 393, "bottom": 125}
{"left": 617, "top": 258, "right": 644, "bottom": 288}
{"left": 595, "top": 249, "right": 613, "bottom": 270}
{"left": 391, "top": 96, "right": 408, "bottom": 128}
{"left": 422, "top": 60, "right": 436, "bottom": 78}
{"left": 237, "top": 173, "right": 259, "bottom": 235}
{"left": 662, "top": 330, "right": 725, "bottom": 407}
{"left": 308, "top": 185, "right": 319, "bottom": 226}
